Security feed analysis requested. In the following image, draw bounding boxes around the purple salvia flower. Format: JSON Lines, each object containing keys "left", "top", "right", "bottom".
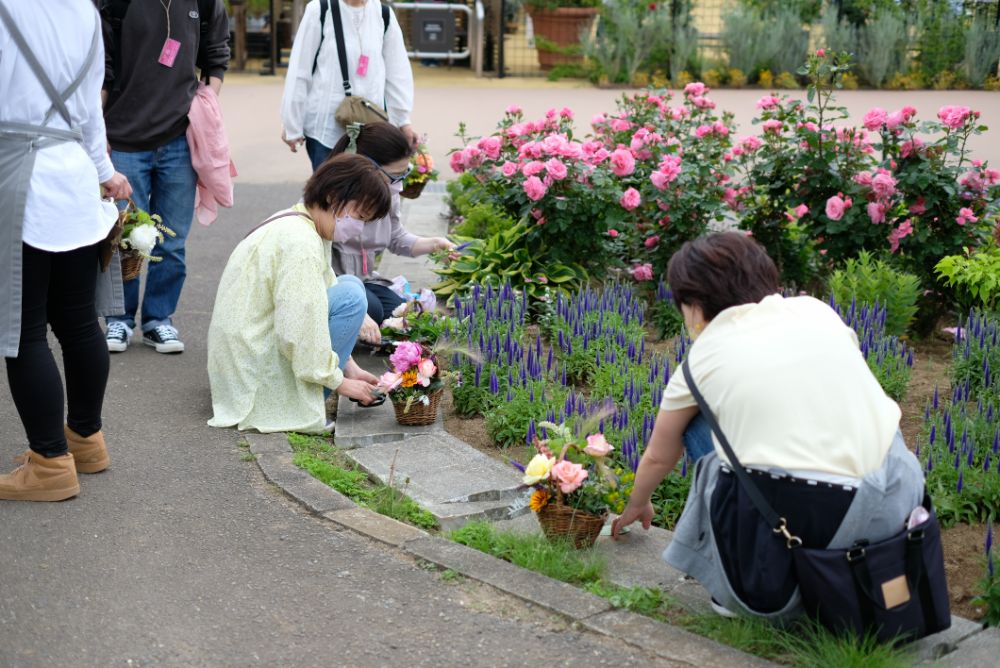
{"left": 933, "top": 386, "right": 939, "bottom": 409}
{"left": 511, "top": 460, "right": 526, "bottom": 473}
{"left": 985, "top": 453, "right": 991, "bottom": 473}
{"left": 926, "top": 453, "right": 933, "bottom": 472}
{"left": 681, "top": 458, "right": 688, "bottom": 477}
{"left": 993, "top": 431, "right": 999, "bottom": 454}
{"left": 957, "top": 470, "right": 964, "bottom": 494}
{"left": 954, "top": 451, "right": 961, "bottom": 469}
{"left": 968, "top": 448, "right": 975, "bottom": 467}
{"left": 929, "top": 424, "right": 936, "bottom": 445}
{"left": 987, "top": 523, "right": 994, "bottom": 556}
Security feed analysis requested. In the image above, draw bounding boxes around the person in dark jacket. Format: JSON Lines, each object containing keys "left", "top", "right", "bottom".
{"left": 100, "top": 0, "right": 230, "bottom": 354}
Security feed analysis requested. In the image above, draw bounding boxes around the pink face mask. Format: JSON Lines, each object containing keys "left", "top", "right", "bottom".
{"left": 333, "top": 215, "right": 366, "bottom": 244}
{"left": 389, "top": 181, "right": 404, "bottom": 195}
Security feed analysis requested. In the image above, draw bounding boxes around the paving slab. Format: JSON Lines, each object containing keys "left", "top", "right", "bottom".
{"left": 334, "top": 391, "right": 443, "bottom": 447}
{"left": 582, "top": 609, "right": 779, "bottom": 667}
{"left": 937, "top": 626, "right": 1000, "bottom": 667}
{"left": 403, "top": 536, "right": 613, "bottom": 620}
{"left": 344, "top": 432, "right": 524, "bottom": 529}
{"left": 244, "top": 431, "right": 293, "bottom": 455}
{"left": 914, "top": 616, "right": 984, "bottom": 663}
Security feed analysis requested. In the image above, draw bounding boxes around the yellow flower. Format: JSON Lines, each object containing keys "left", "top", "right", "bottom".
{"left": 529, "top": 489, "right": 550, "bottom": 512}
{"left": 400, "top": 369, "right": 419, "bottom": 388}
{"left": 522, "top": 454, "right": 554, "bottom": 485}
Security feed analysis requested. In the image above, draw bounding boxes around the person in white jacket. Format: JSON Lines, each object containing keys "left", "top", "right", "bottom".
{"left": 280, "top": 0, "right": 416, "bottom": 170}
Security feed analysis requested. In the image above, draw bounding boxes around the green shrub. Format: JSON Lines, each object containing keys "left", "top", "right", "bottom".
{"left": 452, "top": 202, "right": 517, "bottom": 239}
{"left": 936, "top": 242, "right": 1000, "bottom": 314}
{"left": 964, "top": 19, "right": 1000, "bottom": 89}
{"left": 829, "top": 251, "right": 921, "bottom": 337}
{"left": 583, "top": 0, "right": 674, "bottom": 85}
{"left": 722, "top": 5, "right": 808, "bottom": 79}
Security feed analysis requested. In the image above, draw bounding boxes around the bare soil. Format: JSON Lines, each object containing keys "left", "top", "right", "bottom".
{"left": 441, "top": 326, "right": 990, "bottom": 620}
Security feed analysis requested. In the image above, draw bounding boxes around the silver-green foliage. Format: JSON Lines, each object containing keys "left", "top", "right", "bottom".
{"left": 964, "top": 19, "right": 1000, "bottom": 87}
{"left": 583, "top": 1, "right": 674, "bottom": 84}
{"left": 722, "top": 5, "right": 808, "bottom": 76}
{"left": 857, "top": 10, "right": 908, "bottom": 87}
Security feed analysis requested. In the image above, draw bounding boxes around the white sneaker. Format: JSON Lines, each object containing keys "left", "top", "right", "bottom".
{"left": 710, "top": 597, "right": 738, "bottom": 618}
{"left": 142, "top": 325, "right": 185, "bottom": 354}
{"left": 106, "top": 321, "right": 132, "bottom": 353}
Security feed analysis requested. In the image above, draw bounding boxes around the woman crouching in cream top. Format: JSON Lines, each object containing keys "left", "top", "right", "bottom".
{"left": 208, "top": 153, "right": 390, "bottom": 433}
{"left": 611, "top": 232, "right": 924, "bottom": 621}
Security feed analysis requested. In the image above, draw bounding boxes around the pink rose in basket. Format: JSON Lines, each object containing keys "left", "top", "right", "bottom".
{"left": 550, "top": 460, "right": 588, "bottom": 494}
{"left": 378, "top": 371, "right": 404, "bottom": 392}
{"left": 584, "top": 434, "right": 613, "bottom": 457}
{"left": 416, "top": 358, "right": 437, "bottom": 386}
{"left": 390, "top": 341, "right": 423, "bottom": 372}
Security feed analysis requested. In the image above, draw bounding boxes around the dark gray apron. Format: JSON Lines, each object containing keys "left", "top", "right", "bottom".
{"left": 0, "top": 3, "right": 122, "bottom": 358}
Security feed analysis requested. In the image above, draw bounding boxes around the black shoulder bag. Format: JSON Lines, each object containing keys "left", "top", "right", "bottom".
{"left": 681, "top": 359, "right": 951, "bottom": 643}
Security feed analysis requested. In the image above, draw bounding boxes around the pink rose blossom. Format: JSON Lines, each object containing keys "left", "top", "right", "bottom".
{"left": 644, "top": 235, "right": 660, "bottom": 248}
{"left": 390, "top": 341, "right": 423, "bottom": 372}
{"left": 521, "top": 160, "right": 545, "bottom": 177}
{"left": 854, "top": 172, "right": 873, "bottom": 187}
{"left": 762, "top": 119, "right": 783, "bottom": 134}
{"left": 610, "top": 118, "right": 632, "bottom": 133}
{"left": 608, "top": 229, "right": 619, "bottom": 238}
{"left": 909, "top": 198, "right": 926, "bottom": 215}
{"left": 417, "top": 359, "right": 437, "bottom": 385}
{"left": 500, "top": 161, "right": 519, "bottom": 178}
{"left": 461, "top": 147, "right": 483, "bottom": 169}
{"left": 690, "top": 95, "right": 715, "bottom": 109}
{"left": 683, "top": 82, "right": 708, "bottom": 97}
{"left": 545, "top": 158, "right": 568, "bottom": 180}
{"left": 886, "top": 110, "right": 906, "bottom": 131}
{"left": 584, "top": 434, "right": 614, "bottom": 457}
{"left": 523, "top": 176, "right": 547, "bottom": 201}
{"left": 756, "top": 95, "right": 780, "bottom": 110}
{"left": 740, "top": 136, "right": 763, "bottom": 152}
{"left": 956, "top": 207, "right": 978, "bottom": 226}
{"left": 478, "top": 136, "right": 502, "bottom": 160}
{"left": 713, "top": 121, "right": 730, "bottom": 137}
{"left": 826, "top": 195, "right": 848, "bottom": 221}
{"left": 794, "top": 204, "right": 809, "bottom": 218}
{"left": 628, "top": 263, "right": 653, "bottom": 282}
{"left": 591, "top": 113, "right": 606, "bottom": 126}
{"left": 938, "top": 105, "right": 972, "bottom": 130}
{"left": 560, "top": 107, "right": 574, "bottom": 119}
{"left": 505, "top": 104, "right": 522, "bottom": 114}
{"left": 888, "top": 219, "right": 914, "bottom": 253}
{"left": 867, "top": 201, "right": 886, "bottom": 224}
{"left": 377, "top": 371, "right": 403, "bottom": 392}
{"left": 900, "top": 137, "right": 924, "bottom": 159}
{"left": 620, "top": 187, "right": 641, "bottom": 211}
{"left": 550, "top": 460, "right": 588, "bottom": 494}
{"left": 449, "top": 151, "right": 465, "bottom": 173}
{"left": 816, "top": 48, "right": 826, "bottom": 57}
{"left": 871, "top": 171, "right": 897, "bottom": 199}
{"left": 695, "top": 124, "right": 713, "bottom": 139}
{"left": 862, "top": 108, "right": 888, "bottom": 131}
{"left": 610, "top": 148, "right": 636, "bottom": 176}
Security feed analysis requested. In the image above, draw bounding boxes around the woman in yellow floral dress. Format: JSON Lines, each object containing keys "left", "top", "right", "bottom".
{"left": 207, "top": 154, "right": 391, "bottom": 433}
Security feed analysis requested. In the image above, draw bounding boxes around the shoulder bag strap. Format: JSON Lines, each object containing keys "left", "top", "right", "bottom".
{"left": 243, "top": 210, "right": 313, "bottom": 239}
{"left": 681, "top": 358, "right": 802, "bottom": 547}
{"left": 328, "top": 0, "right": 353, "bottom": 97}
{"left": 311, "top": 0, "right": 329, "bottom": 75}
{"left": 381, "top": 3, "right": 389, "bottom": 33}
{"left": 0, "top": 1, "right": 74, "bottom": 127}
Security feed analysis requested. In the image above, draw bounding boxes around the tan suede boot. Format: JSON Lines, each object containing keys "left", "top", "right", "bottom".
{"left": 0, "top": 451, "right": 79, "bottom": 501}
{"left": 64, "top": 426, "right": 110, "bottom": 474}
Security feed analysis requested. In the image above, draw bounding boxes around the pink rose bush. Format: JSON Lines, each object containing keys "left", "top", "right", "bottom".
{"left": 517, "top": 421, "right": 619, "bottom": 525}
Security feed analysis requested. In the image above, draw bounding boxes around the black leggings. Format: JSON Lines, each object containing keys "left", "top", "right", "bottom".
{"left": 365, "top": 282, "right": 406, "bottom": 324}
{"left": 4, "top": 243, "right": 109, "bottom": 456}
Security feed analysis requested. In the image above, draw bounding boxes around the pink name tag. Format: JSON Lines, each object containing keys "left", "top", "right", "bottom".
{"left": 159, "top": 38, "right": 181, "bottom": 68}
{"left": 356, "top": 54, "right": 369, "bottom": 77}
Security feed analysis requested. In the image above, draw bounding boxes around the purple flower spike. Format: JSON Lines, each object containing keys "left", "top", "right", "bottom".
{"left": 957, "top": 470, "right": 964, "bottom": 494}
{"left": 933, "top": 386, "right": 939, "bottom": 409}
{"left": 987, "top": 523, "right": 994, "bottom": 557}
{"left": 929, "top": 424, "right": 936, "bottom": 445}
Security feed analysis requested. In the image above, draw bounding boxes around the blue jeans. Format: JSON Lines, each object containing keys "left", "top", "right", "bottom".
{"left": 305, "top": 137, "right": 333, "bottom": 172}
{"left": 683, "top": 413, "right": 715, "bottom": 463}
{"left": 327, "top": 274, "right": 367, "bottom": 372}
{"left": 107, "top": 135, "right": 197, "bottom": 333}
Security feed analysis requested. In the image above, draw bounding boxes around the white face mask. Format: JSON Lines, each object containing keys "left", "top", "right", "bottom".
{"left": 333, "top": 215, "right": 366, "bottom": 244}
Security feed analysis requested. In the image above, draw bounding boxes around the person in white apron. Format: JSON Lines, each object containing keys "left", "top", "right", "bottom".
{"left": 0, "top": 1, "right": 132, "bottom": 502}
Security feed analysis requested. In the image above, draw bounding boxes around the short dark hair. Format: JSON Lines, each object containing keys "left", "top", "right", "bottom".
{"left": 302, "top": 153, "right": 391, "bottom": 221}
{"left": 331, "top": 122, "right": 414, "bottom": 165}
{"left": 667, "top": 232, "right": 780, "bottom": 320}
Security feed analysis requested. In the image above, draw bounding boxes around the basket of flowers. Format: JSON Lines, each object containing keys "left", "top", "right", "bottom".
{"left": 400, "top": 138, "right": 438, "bottom": 200}
{"left": 380, "top": 289, "right": 457, "bottom": 348}
{"left": 517, "top": 421, "right": 618, "bottom": 549}
{"left": 377, "top": 341, "right": 444, "bottom": 425}
{"left": 115, "top": 200, "right": 175, "bottom": 281}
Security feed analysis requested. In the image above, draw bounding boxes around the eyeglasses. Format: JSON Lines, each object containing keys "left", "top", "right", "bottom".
{"left": 364, "top": 156, "right": 412, "bottom": 184}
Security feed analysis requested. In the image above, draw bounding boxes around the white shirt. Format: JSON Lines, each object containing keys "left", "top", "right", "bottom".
{"left": 662, "top": 294, "right": 902, "bottom": 479}
{"left": 281, "top": 0, "right": 413, "bottom": 148}
{"left": 0, "top": 1, "right": 116, "bottom": 252}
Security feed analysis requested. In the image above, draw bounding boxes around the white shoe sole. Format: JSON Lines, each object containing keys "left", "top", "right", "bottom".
{"left": 710, "top": 599, "right": 738, "bottom": 618}
{"left": 143, "top": 338, "right": 185, "bottom": 354}
{"left": 107, "top": 339, "right": 128, "bottom": 353}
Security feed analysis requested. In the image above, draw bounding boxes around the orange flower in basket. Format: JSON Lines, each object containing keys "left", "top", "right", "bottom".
{"left": 400, "top": 369, "right": 419, "bottom": 388}
{"left": 415, "top": 153, "right": 434, "bottom": 171}
{"left": 529, "top": 489, "right": 551, "bottom": 512}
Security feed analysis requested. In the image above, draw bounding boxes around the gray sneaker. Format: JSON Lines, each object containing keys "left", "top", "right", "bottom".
{"left": 105, "top": 321, "right": 132, "bottom": 353}
{"left": 142, "top": 325, "right": 185, "bottom": 354}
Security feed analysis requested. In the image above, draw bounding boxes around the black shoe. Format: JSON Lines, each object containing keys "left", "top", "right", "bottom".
{"left": 143, "top": 325, "right": 185, "bottom": 354}
{"left": 105, "top": 321, "right": 132, "bottom": 353}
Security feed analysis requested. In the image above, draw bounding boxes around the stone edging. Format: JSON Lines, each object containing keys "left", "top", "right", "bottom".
{"left": 246, "top": 431, "right": 1000, "bottom": 667}
{"left": 245, "top": 431, "right": 775, "bottom": 667}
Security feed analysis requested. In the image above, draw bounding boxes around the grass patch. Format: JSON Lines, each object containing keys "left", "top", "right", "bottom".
{"left": 240, "top": 452, "right": 257, "bottom": 462}
{"left": 289, "top": 433, "right": 438, "bottom": 531}
{"left": 450, "top": 521, "right": 605, "bottom": 585}
{"left": 447, "top": 521, "right": 915, "bottom": 666}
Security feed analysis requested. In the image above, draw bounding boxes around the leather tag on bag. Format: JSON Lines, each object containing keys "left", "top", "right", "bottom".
{"left": 881, "top": 575, "right": 911, "bottom": 609}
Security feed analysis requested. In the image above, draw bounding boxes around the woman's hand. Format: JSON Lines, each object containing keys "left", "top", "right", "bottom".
{"left": 344, "top": 357, "right": 379, "bottom": 385}
{"left": 282, "top": 129, "right": 304, "bottom": 153}
{"left": 412, "top": 236, "right": 457, "bottom": 256}
{"left": 101, "top": 172, "right": 132, "bottom": 200}
{"left": 336, "top": 377, "right": 379, "bottom": 404}
{"left": 611, "top": 499, "right": 655, "bottom": 539}
{"left": 359, "top": 314, "right": 382, "bottom": 345}
{"left": 431, "top": 237, "right": 456, "bottom": 253}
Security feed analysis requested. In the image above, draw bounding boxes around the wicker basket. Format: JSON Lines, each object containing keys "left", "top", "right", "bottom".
{"left": 537, "top": 502, "right": 608, "bottom": 549}
{"left": 119, "top": 249, "right": 145, "bottom": 281}
{"left": 391, "top": 388, "right": 443, "bottom": 426}
{"left": 399, "top": 180, "right": 427, "bottom": 200}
